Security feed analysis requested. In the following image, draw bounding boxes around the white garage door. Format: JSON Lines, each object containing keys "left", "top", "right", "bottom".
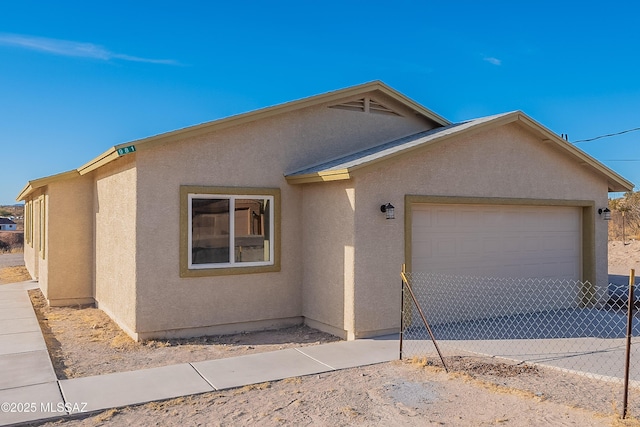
{"left": 411, "top": 204, "right": 581, "bottom": 280}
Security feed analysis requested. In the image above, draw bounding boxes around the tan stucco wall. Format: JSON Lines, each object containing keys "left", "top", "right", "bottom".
{"left": 44, "top": 175, "right": 94, "bottom": 306}
{"left": 301, "top": 181, "right": 356, "bottom": 339}
{"left": 93, "top": 157, "right": 138, "bottom": 336}
{"left": 23, "top": 196, "right": 40, "bottom": 282}
{"left": 27, "top": 193, "right": 47, "bottom": 293}
{"left": 348, "top": 122, "right": 610, "bottom": 336}
{"left": 35, "top": 195, "right": 49, "bottom": 297}
{"left": 23, "top": 234, "right": 37, "bottom": 280}
{"left": 130, "top": 92, "right": 435, "bottom": 338}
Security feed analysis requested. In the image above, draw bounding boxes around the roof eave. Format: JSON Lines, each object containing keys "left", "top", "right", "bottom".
{"left": 16, "top": 170, "right": 80, "bottom": 201}
{"left": 285, "top": 170, "right": 352, "bottom": 184}
{"left": 286, "top": 113, "right": 520, "bottom": 184}
{"left": 515, "top": 113, "right": 634, "bottom": 193}
{"left": 374, "top": 83, "right": 451, "bottom": 126}
{"left": 76, "top": 81, "right": 451, "bottom": 176}
{"left": 77, "top": 147, "right": 120, "bottom": 175}
{"left": 287, "top": 111, "right": 634, "bottom": 193}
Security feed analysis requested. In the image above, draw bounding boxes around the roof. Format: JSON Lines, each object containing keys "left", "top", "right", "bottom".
{"left": 285, "top": 111, "right": 634, "bottom": 192}
{"left": 16, "top": 170, "right": 79, "bottom": 202}
{"left": 17, "top": 81, "right": 449, "bottom": 201}
{"left": 16, "top": 82, "right": 634, "bottom": 200}
{"left": 0, "top": 218, "right": 16, "bottom": 225}
{"left": 76, "top": 81, "right": 450, "bottom": 176}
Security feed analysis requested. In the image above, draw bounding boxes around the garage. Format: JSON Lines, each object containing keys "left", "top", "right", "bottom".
{"left": 410, "top": 203, "right": 582, "bottom": 280}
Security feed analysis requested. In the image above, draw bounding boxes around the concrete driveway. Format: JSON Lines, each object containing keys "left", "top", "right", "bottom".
{"left": 403, "top": 304, "right": 640, "bottom": 385}
{"left": 0, "top": 253, "right": 24, "bottom": 268}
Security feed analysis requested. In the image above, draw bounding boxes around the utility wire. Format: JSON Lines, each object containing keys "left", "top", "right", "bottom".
{"left": 573, "top": 127, "right": 640, "bottom": 143}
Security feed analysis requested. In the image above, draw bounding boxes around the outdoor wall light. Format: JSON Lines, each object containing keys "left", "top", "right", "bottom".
{"left": 598, "top": 208, "right": 612, "bottom": 221}
{"left": 380, "top": 203, "right": 395, "bottom": 220}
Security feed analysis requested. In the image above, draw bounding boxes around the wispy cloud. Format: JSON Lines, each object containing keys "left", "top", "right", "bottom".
{"left": 0, "top": 33, "right": 178, "bottom": 65}
{"left": 483, "top": 56, "right": 502, "bottom": 66}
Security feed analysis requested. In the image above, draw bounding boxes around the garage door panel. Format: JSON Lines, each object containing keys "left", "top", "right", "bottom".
{"left": 459, "top": 210, "right": 482, "bottom": 228}
{"left": 411, "top": 242, "right": 432, "bottom": 259}
{"left": 411, "top": 204, "right": 581, "bottom": 281}
{"left": 460, "top": 239, "right": 482, "bottom": 254}
{"left": 481, "top": 237, "right": 502, "bottom": 254}
{"left": 435, "top": 209, "right": 456, "bottom": 227}
{"left": 436, "top": 239, "right": 456, "bottom": 256}
{"left": 521, "top": 236, "right": 541, "bottom": 251}
{"left": 502, "top": 237, "right": 520, "bottom": 252}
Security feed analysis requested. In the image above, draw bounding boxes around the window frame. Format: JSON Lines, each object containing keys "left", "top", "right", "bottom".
{"left": 180, "top": 186, "right": 281, "bottom": 277}
{"left": 39, "top": 195, "right": 46, "bottom": 260}
{"left": 25, "top": 200, "right": 32, "bottom": 246}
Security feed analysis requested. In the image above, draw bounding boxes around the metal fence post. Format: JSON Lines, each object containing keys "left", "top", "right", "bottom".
{"left": 400, "top": 277, "right": 405, "bottom": 360}
{"left": 623, "top": 268, "right": 636, "bottom": 419}
{"left": 400, "top": 270, "right": 448, "bottom": 372}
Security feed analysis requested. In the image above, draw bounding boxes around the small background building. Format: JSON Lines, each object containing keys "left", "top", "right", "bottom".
{"left": 0, "top": 218, "right": 17, "bottom": 231}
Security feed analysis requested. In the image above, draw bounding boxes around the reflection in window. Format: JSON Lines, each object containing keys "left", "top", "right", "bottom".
{"left": 234, "top": 199, "right": 270, "bottom": 263}
{"left": 189, "top": 194, "right": 274, "bottom": 269}
{"left": 191, "top": 198, "right": 230, "bottom": 264}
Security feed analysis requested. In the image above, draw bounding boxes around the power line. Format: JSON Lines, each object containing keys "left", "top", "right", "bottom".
{"left": 573, "top": 127, "right": 640, "bottom": 143}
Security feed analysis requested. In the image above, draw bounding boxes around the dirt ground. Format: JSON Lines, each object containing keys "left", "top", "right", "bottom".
{"left": 4, "top": 244, "right": 640, "bottom": 426}
{"left": 608, "top": 240, "right": 640, "bottom": 276}
{"left": 27, "top": 289, "right": 340, "bottom": 379}
{"left": 0, "top": 264, "right": 31, "bottom": 284}
{"left": 32, "top": 362, "right": 622, "bottom": 427}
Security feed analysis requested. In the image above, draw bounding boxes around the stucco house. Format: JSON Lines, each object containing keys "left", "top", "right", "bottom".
{"left": 17, "top": 81, "right": 633, "bottom": 341}
{"left": 0, "top": 218, "right": 17, "bottom": 231}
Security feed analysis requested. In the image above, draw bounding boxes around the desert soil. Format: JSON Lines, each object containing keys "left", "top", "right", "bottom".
{"left": 608, "top": 240, "right": 640, "bottom": 276}
{"left": 2, "top": 244, "right": 640, "bottom": 426}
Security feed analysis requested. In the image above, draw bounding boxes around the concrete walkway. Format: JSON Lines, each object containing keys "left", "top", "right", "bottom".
{"left": 0, "top": 281, "right": 399, "bottom": 426}
{"left": 0, "top": 254, "right": 25, "bottom": 269}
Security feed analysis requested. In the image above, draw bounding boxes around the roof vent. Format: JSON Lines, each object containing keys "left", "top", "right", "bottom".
{"left": 330, "top": 97, "right": 401, "bottom": 117}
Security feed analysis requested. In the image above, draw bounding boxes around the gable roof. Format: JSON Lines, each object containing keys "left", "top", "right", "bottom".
{"left": 76, "top": 81, "right": 450, "bottom": 176}
{"left": 285, "top": 111, "right": 634, "bottom": 192}
{"left": 0, "top": 218, "right": 16, "bottom": 225}
{"left": 16, "top": 82, "right": 634, "bottom": 200}
{"left": 17, "top": 81, "right": 450, "bottom": 201}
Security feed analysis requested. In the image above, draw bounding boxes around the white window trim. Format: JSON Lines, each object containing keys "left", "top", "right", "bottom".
{"left": 187, "top": 193, "right": 275, "bottom": 270}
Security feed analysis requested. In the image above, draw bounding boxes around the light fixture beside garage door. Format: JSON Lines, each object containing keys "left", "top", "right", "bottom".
{"left": 380, "top": 203, "right": 395, "bottom": 220}
{"left": 598, "top": 208, "right": 612, "bottom": 220}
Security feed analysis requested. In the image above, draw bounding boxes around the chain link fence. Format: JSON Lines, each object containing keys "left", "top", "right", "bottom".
{"left": 400, "top": 270, "right": 640, "bottom": 417}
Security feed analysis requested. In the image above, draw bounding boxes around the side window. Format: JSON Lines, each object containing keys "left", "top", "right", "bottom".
{"left": 180, "top": 187, "right": 280, "bottom": 277}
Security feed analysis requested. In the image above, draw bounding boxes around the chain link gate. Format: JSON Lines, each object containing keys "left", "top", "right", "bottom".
{"left": 400, "top": 267, "right": 640, "bottom": 418}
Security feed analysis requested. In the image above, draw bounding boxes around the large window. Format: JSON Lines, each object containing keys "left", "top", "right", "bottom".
{"left": 180, "top": 186, "right": 280, "bottom": 277}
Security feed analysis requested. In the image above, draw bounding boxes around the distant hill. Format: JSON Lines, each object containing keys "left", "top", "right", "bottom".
{"left": 0, "top": 204, "right": 24, "bottom": 218}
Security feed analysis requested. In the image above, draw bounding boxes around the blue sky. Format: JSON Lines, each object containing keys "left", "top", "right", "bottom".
{"left": 1, "top": 1, "right": 639, "bottom": 204}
